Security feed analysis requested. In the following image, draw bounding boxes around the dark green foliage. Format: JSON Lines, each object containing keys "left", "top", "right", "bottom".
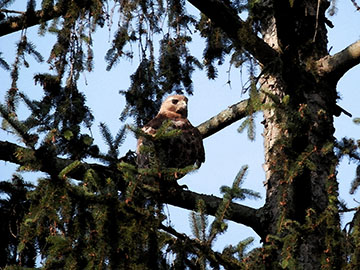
{"left": 120, "top": 58, "right": 162, "bottom": 126}
{"left": 158, "top": 35, "right": 201, "bottom": 94}
{"left": 346, "top": 209, "right": 360, "bottom": 269}
{"left": 102, "top": 0, "right": 202, "bottom": 125}
{"left": 7, "top": 35, "right": 43, "bottom": 114}
{"left": 222, "top": 237, "right": 255, "bottom": 261}
{"left": 1, "top": 0, "right": 217, "bottom": 265}
{"left": 237, "top": 80, "right": 261, "bottom": 141}
{"left": 190, "top": 200, "right": 208, "bottom": 243}
{"left": 99, "top": 122, "right": 127, "bottom": 164}
{"left": 13, "top": 163, "right": 169, "bottom": 269}
{"left": 29, "top": 74, "right": 94, "bottom": 159}
{"left": 0, "top": 175, "right": 35, "bottom": 268}
{"left": 2, "top": 0, "right": 360, "bottom": 269}
{"left": 105, "top": 27, "right": 134, "bottom": 71}
{"left": 197, "top": 14, "right": 232, "bottom": 79}
{"left": 0, "top": 103, "right": 38, "bottom": 148}
{"left": 220, "top": 165, "right": 261, "bottom": 201}
{"left": 119, "top": 39, "right": 201, "bottom": 125}
{"left": 185, "top": 165, "right": 260, "bottom": 269}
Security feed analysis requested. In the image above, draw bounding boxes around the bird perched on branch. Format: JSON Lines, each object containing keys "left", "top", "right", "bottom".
{"left": 136, "top": 95, "right": 205, "bottom": 176}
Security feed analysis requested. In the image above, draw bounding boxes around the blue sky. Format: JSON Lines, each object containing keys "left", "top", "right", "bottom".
{"left": 1, "top": 0, "right": 360, "bottom": 252}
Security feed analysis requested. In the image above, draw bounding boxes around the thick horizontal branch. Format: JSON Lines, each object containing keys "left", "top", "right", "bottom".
{"left": 316, "top": 40, "right": 360, "bottom": 80}
{"left": 0, "top": 6, "right": 64, "bottom": 37}
{"left": 163, "top": 189, "right": 263, "bottom": 237}
{"left": 0, "top": 140, "right": 263, "bottom": 236}
{"left": 0, "top": 95, "right": 260, "bottom": 234}
{"left": 197, "top": 98, "right": 249, "bottom": 139}
{"left": 188, "top": 0, "right": 279, "bottom": 67}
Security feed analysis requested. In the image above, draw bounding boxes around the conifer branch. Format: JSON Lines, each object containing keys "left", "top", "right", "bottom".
{"left": 0, "top": 6, "right": 64, "bottom": 37}
{"left": 187, "top": 0, "right": 280, "bottom": 67}
{"left": 0, "top": 139, "right": 263, "bottom": 236}
{"left": 160, "top": 224, "right": 244, "bottom": 268}
{"left": 316, "top": 39, "right": 360, "bottom": 80}
{"left": 0, "top": 140, "right": 114, "bottom": 183}
{"left": 163, "top": 189, "right": 262, "bottom": 237}
{"left": 196, "top": 98, "right": 250, "bottom": 139}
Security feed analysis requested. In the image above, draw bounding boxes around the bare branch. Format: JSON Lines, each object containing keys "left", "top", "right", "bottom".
{"left": 187, "top": 0, "right": 279, "bottom": 67}
{"left": 197, "top": 99, "right": 250, "bottom": 139}
{"left": 0, "top": 9, "right": 26, "bottom": 15}
{"left": 316, "top": 40, "right": 360, "bottom": 80}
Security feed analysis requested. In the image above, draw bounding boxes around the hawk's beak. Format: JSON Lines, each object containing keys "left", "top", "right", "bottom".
{"left": 179, "top": 100, "right": 187, "bottom": 109}
{"left": 177, "top": 100, "right": 188, "bottom": 117}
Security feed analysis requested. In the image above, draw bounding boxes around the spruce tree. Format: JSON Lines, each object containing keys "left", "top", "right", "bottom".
{"left": 1, "top": 0, "right": 360, "bottom": 269}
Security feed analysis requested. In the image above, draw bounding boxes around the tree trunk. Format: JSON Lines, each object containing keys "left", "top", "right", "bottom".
{"left": 259, "top": 1, "right": 344, "bottom": 268}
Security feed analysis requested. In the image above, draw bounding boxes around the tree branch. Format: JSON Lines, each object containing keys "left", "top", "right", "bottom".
{"left": 187, "top": 0, "right": 279, "bottom": 67}
{"left": 159, "top": 224, "right": 245, "bottom": 268}
{"left": 0, "top": 96, "right": 262, "bottom": 234}
{"left": 0, "top": 140, "right": 114, "bottom": 181}
{"left": 163, "top": 189, "right": 263, "bottom": 237}
{"left": 197, "top": 98, "right": 250, "bottom": 139}
{"left": 0, "top": 0, "right": 280, "bottom": 70}
{"left": 0, "top": 6, "right": 64, "bottom": 37}
{"left": 316, "top": 39, "right": 360, "bottom": 80}
{"left": 0, "top": 140, "right": 263, "bottom": 236}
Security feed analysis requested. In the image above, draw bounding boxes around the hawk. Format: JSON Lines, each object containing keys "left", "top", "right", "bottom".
{"left": 136, "top": 95, "right": 205, "bottom": 175}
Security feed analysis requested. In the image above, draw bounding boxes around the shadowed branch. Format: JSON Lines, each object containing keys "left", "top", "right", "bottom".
{"left": 0, "top": 139, "right": 263, "bottom": 236}
{"left": 0, "top": 97, "right": 262, "bottom": 234}
{"left": 188, "top": 0, "right": 279, "bottom": 67}
{"left": 0, "top": 6, "right": 64, "bottom": 37}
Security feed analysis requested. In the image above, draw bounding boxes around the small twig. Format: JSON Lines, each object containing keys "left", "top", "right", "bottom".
{"left": 350, "top": 0, "right": 360, "bottom": 11}
{"left": 312, "top": 0, "right": 321, "bottom": 42}
{"left": 160, "top": 223, "right": 187, "bottom": 240}
{"left": 339, "top": 207, "right": 359, "bottom": 213}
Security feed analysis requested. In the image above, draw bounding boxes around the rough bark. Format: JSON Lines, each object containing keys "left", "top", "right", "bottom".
{"left": 197, "top": 99, "right": 249, "bottom": 139}
{"left": 258, "top": 1, "right": 344, "bottom": 268}
{"left": 316, "top": 39, "right": 360, "bottom": 80}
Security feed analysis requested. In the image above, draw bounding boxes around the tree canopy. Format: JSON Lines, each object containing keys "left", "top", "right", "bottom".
{"left": 1, "top": 0, "right": 360, "bottom": 269}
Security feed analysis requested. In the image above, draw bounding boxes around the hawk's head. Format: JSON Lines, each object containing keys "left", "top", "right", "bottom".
{"left": 158, "top": 95, "right": 188, "bottom": 118}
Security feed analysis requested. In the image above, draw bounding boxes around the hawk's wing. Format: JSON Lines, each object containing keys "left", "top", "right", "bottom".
{"left": 136, "top": 115, "right": 205, "bottom": 169}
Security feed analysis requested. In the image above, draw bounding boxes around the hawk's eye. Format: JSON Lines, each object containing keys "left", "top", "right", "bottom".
{"left": 172, "top": 99, "right": 179, "bottom": 105}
